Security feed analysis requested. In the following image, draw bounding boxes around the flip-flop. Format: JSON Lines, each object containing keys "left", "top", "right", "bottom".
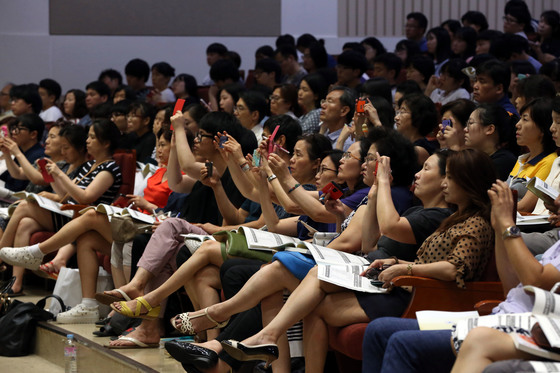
{"left": 105, "top": 335, "right": 159, "bottom": 349}
{"left": 36, "top": 261, "right": 60, "bottom": 280}
{"left": 95, "top": 289, "right": 132, "bottom": 305}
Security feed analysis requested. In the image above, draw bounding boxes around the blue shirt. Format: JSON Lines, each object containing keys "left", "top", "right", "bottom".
{"left": 0, "top": 142, "right": 45, "bottom": 191}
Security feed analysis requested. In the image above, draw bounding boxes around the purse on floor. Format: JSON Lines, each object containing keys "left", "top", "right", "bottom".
{"left": 110, "top": 213, "right": 152, "bottom": 243}
{"left": 0, "top": 294, "right": 65, "bottom": 356}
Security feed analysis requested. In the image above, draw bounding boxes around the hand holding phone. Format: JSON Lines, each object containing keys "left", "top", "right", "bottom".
{"left": 38, "top": 158, "right": 54, "bottom": 183}
{"left": 219, "top": 135, "right": 228, "bottom": 149}
{"left": 170, "top": 99, "right": 186, "bottom": 130}
{"left": 205, "top": 161, "right": 213, "bottom": 178}
{"left": 319, "top": 182, "right": 343, "bottom": 201}
{"left": 356, "top": 99, "right": 366, "bottom": 113}
{"left": 441, "top": 119, "right": 451, "bottom": 131}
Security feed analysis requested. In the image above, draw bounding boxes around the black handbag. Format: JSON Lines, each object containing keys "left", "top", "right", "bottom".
{"left": 0, "top": 294, "right": 65, "bottom": 356}
{"left": 0, "top": 276, "right": 16, "bottom": 317}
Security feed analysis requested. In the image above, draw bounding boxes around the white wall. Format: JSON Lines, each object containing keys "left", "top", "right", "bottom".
{"left": 0, "top": 0, "right": 404, "bottom": 93}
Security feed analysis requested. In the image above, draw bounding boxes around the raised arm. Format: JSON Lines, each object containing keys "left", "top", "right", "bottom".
{"left": 376, "top": 156, "right": 415, "bottom": 243}
{"left": 489, "top": 180, "right": 560, "bottom": 294}
{"left": 171, "top": 112, "right": 204, "bottom": 178}
{"left": 1, "top": 137, "right": 45, "bottom": 183}
{"left": 167, "top": 133, "right": 197, "bottom": 194}
{"left": 362, "top": 183, "right": 381, "bottom": 253}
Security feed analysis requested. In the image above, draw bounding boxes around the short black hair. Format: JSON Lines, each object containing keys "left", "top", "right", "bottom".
{"left": 342, "top": 42, "right": 366, "bottom": 55}
{"left": 39, "top": 79, "right": 62, "bottom": 101}
{"left": 128, "top": 101, "right": 155, "bottom": 130}
{"left": 275, "top": 34, "right": 295, "bottom": 48}
{"left": 10, "top": 84, "right": 42, "bottom": 114}
{"left": 59, "top": 124, "right": 87, "bottom": 155}
{"left": 173, "top": 74, "right": 198, "bottom": 98}
{"left": 476, "top": 59, "right": 511, "bottom": 92}
{"left": 151, "top": 62, "right": 175, "bottom": 78}
{"left": 209, "top": 59, "right": 240, "bottom": 83}
{"left": 337, "top": 50, "right": 369, "bottom": 74}
{"left": 373, "top": 53, "right": 403, "bottom": 78}
{"left": 461, "top": 11, "right": 489, "bottom": 31}
{"left": 441, "top": 19, "right": 461, "bottom": 36}
{"left": 440, "top": 99, "right": 477, "bottom": 129}
{"left": 255, "top": 58, "right": 282, "bottom": 81}
{"left": 110, "top": 99, "right": 133, "bottom": 115}
{"left": 90, "top": 102, "right": 112, "bottom": 120}
{"left": 398, "top": 93, "right": 438, "bottom": 137}
{"left": 395, "top": 80, "right": 422, "bottom": 95}
{"left": 16, "top": 113, "right": 44, "bottom": 140}
{"left": 275, "top": 45, "right": 298, "bottom": 60}
{"left": 477, "top": 29, "right": 503, "bottom": 42}
{"left": 440, "top": 58, "right": 470, "bottom": 90}
{"left": 395, "top": 39, "right": 422, "bottom": 63}
{"left": 199, "top": 111, "right": 257, "bottom": 155}
{"left": 453, "top": 27, "right": 477, "bottom": 58}
{"left": 520, "top": 98, "right": 555, "bottom": 154}
{"left": 369, "top": 97, "right": 395, "bottom": 129}
{"left": 509, "top": 60, "right": 537, "bottom": 76}
{"left": 296, "top": 33, "right": 318, "bottom": 49}
{"left": 206, "top": 43, "right": 228, "bottom": 56}
{"left": 220, "top": 83, "right": 246, "bottom": 107}
{"left": 406, "top": 55, "right": 435, "bottom": 84}
{"left": 85, "top": 81, "right": 111, "bottom": 98}
{"left": 504, "top": 0, "right": 532, "bottom": 33}
{"left": 125, "top": 58, "right": 150, "bottom": 82}
{"left": 227, "top": 51, "right": 242, "bottom": 69}
{"left": 239, "top": 90, "right": 269, "bottom": 122}
{"left": 361, "top": 37, "right": 387, "bottom": 56}
{"left": 516, "top": 75, "right": 557, "bottom": 102}
{"left": 91, "top": 118, "right": 121, "bottom": 153}
{"left": 255, "top": 45, "right": 274, "bottom": 59}
{"left": 114, "top": 85, "right": 136, "bottom": 101}
{"left": 98, "top": 69, "right": 123, "bottom": 85}
{"left": 263, "top": 115, "right": 303, "bottom": 154}
{"left": 306, "top": 42, "right": 329, "bottom": 70}
{"left": 359, "top": 77, "right": 392, "bottom": 104}
{"left": 329, "top": 85, "right": 356, "bottom": 123}
{"left": 407, "top": 12, "right": 428, "bottom": 31}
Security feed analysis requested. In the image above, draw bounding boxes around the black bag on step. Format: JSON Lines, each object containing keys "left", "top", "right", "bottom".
{"left": 0, "top": 294, "right": 65, "bottom": 356}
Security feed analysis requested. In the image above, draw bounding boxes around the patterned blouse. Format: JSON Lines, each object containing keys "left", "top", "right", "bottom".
{"left": 414, "top": 215, "right": 494, "bottom": 288}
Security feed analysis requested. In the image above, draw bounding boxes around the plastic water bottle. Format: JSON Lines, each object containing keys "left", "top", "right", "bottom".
{"left": 64, "top": 334, "right": 77, "bottom": 373}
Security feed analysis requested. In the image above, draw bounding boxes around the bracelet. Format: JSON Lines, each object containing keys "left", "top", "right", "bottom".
{"left": 389, "top": 256, "right": 399, "bottom": 264}
{"left": 288, "top": 183, "right": 301, "bottom": 194}
{"left": 407, "top": 263, "right": 413, "bottom": 276}
{"left": 240, "top": 162, "right": 250, "bottom": 172}
{"left": 267, "top": 174, "right": 277, "bottom": 182}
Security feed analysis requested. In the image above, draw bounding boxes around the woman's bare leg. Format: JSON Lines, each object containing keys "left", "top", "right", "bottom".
{"left": 186, "top": 266, "right": 223, "bottom": 340}
{"left": 261, "top": 291, "right": 291, "bottom": 373}
{"left": 11, "top": 216, "right": 44, "bottom": 293}
{"left": 113, "top": 241, "right": 225, "bottom": 313}
{"left": 76, "top": 231, "right": 111, "bottom": 299}
{"left": 47, "top": 243, "right": 76, "bottom": 271}
{"left": 302, "top": 291, "right": 369, "bottom": 373}
{"left": 39, "top": 210, "right": 111, "bottom": 254}
{"left": 108, "top": 318, "right": 164, "bottom": 347}
{"left": 111, "top": 265, "right": 127, "bottom": 290}
{"left": 241, "top": 266, "right": 346, "bottom": 347}
{"left": 451, "top": 327, "right": 534, "bottom": 373}
{"left": 123, "top": 265, "right": 131, "bottom": 282}
{"left": 0, "top": 201, "right": 53, "bottom": 248}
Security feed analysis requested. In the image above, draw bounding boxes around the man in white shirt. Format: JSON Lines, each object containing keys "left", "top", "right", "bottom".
{"left": 38, "top": 78, "right": 63, "bottom": 124}
{"left": 319, "top": 86, "right": 355, "bottom": 151}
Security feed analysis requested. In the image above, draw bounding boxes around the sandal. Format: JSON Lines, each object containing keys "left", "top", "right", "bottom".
{"left": 110, "top": 296, "right": 161, "bottom": 320}
{"left": 171, "top": 307, "right": 229, "bottom": 335}
{"left": 95, "top": 289, "right": 132, "bottom": 305}
{"left": 38, "top": 261, "right": 60, "bottom": 280}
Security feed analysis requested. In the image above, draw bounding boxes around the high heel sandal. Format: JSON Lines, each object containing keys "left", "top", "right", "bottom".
{"left": 171, "top": 307, "right": 229, "bottom": 335}
{"left": 110, "top": 297, "right": 160, "bottom": 320}
{"left": 220, "top": 340, "right": 279, "bottom": 368}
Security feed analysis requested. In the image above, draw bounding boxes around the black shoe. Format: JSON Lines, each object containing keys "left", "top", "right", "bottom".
{"left": 95, "top": 316, "right": 112, "bottom": 327}
{"left": 220, "top": 340, "right": 278, "bottom": 367}
{"left": 165, "top": 340, "right": 219, "bottom": 370}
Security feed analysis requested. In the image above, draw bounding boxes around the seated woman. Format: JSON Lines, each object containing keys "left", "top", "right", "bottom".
{"left": 298, "top": 73, "right": 328, "bottom": 135}
{"left": 270, "top": 84, "right": 299, "bottom": 119}
{"left": 234, "top": 91, "right": 268, "bottom": 143}
{"left": 0, "top": 120, "right": 118, "bottom": 294}
{"left": 464, "top": 103, "right": 518, "bottom": 181}
{"left": 62, "top": 89, "right": 88, "bottom": 124}
{"left": 167, "top": 148, "right": 496, "bottom": 373}
{"left": 427, "top": 59, "right": 471, "bottom": 106}
{"left": 126, "top": 102, "right": 156, "bottom": 165}
{"left": 395, "top": 93, "right": 439, "bottom": 166}
{"left": 507, "top": 98, "right": 556, "bottom": 213}
{"left": 363, "top": 180, "right": 560, "bottom": 373}
{"left": 435, "top": 98, "right": 476, "bottom": 151}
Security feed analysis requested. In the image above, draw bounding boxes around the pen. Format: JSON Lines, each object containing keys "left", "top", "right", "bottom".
{"left": 152, "top": 209, "right": 160, "bottom": 222}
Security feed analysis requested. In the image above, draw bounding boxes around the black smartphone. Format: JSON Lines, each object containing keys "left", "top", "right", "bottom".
{"left": 205, "top": 161, "right": 213, "bottom": 178}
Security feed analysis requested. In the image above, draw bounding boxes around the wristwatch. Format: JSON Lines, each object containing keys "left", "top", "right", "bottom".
{"left": 502, "top": 225, "right": 521, "bottom": 240}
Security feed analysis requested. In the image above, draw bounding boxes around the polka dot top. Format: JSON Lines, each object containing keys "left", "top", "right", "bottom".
{"left": 415, "top": 215, "right": 494, "bottom": 288}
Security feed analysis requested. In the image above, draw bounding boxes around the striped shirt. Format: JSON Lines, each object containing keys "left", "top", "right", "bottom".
{"left": 72, "top": 160, "right": 122, "bottom": 205}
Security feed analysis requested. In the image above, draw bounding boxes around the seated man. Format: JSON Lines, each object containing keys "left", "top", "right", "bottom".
{"left": 38, "top": 78, "right": 63, "bottom": 127}
{"left": 124, "top": 58, "right": 151, "bottom": 102}
{"left": 9, "top": 84, "right": 42, "bottom": 117}
{"left": 335, "top": 50, "right": 369, "bottom": 90}
{"left": 318, "top": 86, "right": 356, "bottom": 151}
{"left": 80, "top": 81, "right": 110, "bottom": 127}
{"left": 0, "top": 113, "right": 45, "bottom": 191}
{"left": 473, "top": 59, "right": 518, "bottom": 116}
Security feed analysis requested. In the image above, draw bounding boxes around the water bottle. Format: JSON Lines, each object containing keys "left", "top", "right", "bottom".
{"left": 64, "top": 334, "right": 77, "bottom": 373}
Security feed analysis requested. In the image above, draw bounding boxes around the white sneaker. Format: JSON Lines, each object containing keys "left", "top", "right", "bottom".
{"left": 0, "top": 246, "right": 43, "bottom": 270}
{"left": 56, "top": 303, "right": 99, "bottom": 324}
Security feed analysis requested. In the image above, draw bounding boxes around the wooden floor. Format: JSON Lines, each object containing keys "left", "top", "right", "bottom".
{"left": 0, "top": 282, "right": 186, "bottom": 372}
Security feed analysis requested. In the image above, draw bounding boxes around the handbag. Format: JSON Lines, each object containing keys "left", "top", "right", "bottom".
{"left": 0, "top": 294, "right": 65, "bottom": 356}
{"left": 110, "top": 213, "right": 152, "bottom": 243}
{"left": 213, "top": 230, "right": 274, "bottom": 263}
{"left": 0, "top": 276, "right": 16, "bottom": 317}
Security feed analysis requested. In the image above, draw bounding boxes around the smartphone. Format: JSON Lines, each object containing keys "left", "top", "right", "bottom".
{"left": 442, "top": 119, "right": 451, "bottom": 131}
{"left": 205, "top": 161, "right": 213, "bottom": 178}
{"left": 38, "top": 158, "right": 54, "bottom": 183}
{"left": 356, "top": 99, "right": 366, "bottom": 113}
{"left": 219, "top": 135, "right": 228, "bottom": 148}
{"left": 170, "top": 99, "right": 186, "bottom": 130}
{"left": 252, "top": 149, "right": 261, "bottom": 167}
{"left": 319, "top": 181, "right": 343, "bottom": 201}
{"left": 0, "top": 126, "right": 6, "bottom": 138}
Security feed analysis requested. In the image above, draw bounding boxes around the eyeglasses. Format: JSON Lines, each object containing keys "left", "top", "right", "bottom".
{"left": 317, "top": 166, "right": 337, "bottom": 175}
{"left": 395, "top": 109, "right": 410, "bottom": 116}
{"left": 234, "top": 105, "right": 247, "bottom": 112}
{"left": 502, "top": 16, "right": 519, "bottom": 24}
{"left": 342, "top": 152, "right": 361, "bottom": 161}
{"left": 196, "top": 132, "right": 214, "bottom": 141}
{"left": 9, "top": 126, "right": 29, "bottom": 135}
{"left": 269, "top": 95, "right": 282, "bottom": 102}
{"left": 364, "top": 154, "right": 377, "bottom": 163}
{"left": 320, "top": 98, "right": 336, "bottom": 106}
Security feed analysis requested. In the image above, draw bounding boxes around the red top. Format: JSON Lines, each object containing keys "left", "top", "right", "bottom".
{"left": 140, "top": 167, "right": 171, "bottom": 213}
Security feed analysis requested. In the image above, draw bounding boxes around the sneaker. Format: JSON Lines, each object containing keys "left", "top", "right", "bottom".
{"left": 0, "top": 246, "right": 43, "bottom": 270}
{"left": 56, "top": 303, "right": 100, "bottom": 324}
